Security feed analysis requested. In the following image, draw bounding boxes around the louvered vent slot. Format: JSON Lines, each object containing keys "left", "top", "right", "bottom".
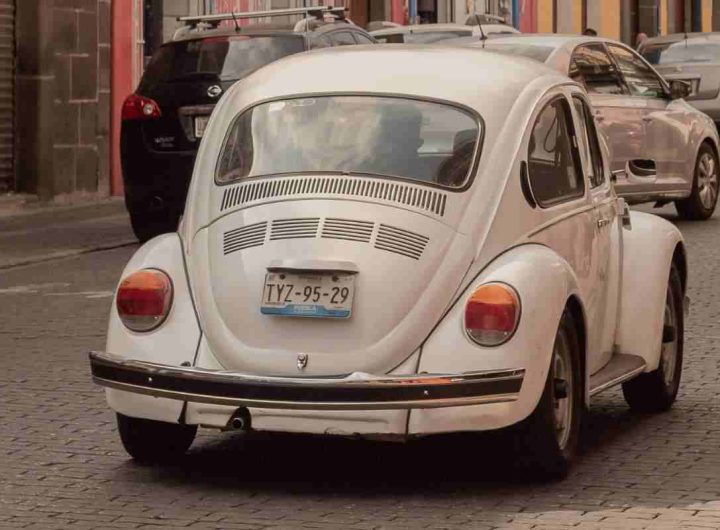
{"left": 220, "top": 177, "right": 448, "bottom": 217}
{"left": 270, "top": 218, "right": 320, "bottom": 240}
{"left": 375, "top": 224, "right": 429, "bottom": 260}
{"left": 321, "top": 218, "right": 374, "bottom": 242}
{"left": 223, "top": 221, "right": 267, "bottom": 255}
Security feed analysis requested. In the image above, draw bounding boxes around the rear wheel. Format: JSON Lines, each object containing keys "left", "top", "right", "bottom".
{"left": 510, "top": 310, "right": 582, "bottom": 479}
{"left": 676, "top": 143, "right": 718, "bottom": 220}
{"left": 622, "top": 263, "right": 684, "bottom": 412}
{"left": 117, "top": 413, "right": 197, "bottom": 464}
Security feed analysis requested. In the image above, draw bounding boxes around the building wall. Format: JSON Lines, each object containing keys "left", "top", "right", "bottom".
{"left": 15, "top": 0, "right": 111, "bottom": 199}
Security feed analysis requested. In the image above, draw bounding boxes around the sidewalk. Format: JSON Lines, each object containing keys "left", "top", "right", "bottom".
{"left": 0, "top": 196, "right": 137, "bottom": 269}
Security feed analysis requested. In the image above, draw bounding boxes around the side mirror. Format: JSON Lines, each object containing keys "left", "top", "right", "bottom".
{"left": 669, "top": 79, "right": 692, "bottom": 100}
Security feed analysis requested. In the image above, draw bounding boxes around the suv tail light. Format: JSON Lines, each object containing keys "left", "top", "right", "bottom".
{"left": 116, "top": 269, "right": 173, "bottom": 332}
{"left": 122, "top": 93, "right": 162, "bottom": 121}
{"left": 464, "top": 283, "right": 520, "bottom": 346}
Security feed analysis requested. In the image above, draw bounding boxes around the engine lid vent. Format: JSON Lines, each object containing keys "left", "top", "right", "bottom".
{"left": 219, "top": 176, "right": 447, "bottom": 217}
{"left": 374, "top": 224, "right": 429, "bottom": 260}
{"left": 223, "top": 221, "right": 267, "bottom": 255}
{"left": 321, "top": 218, "right": 374, "bottom": 243}
{"left": 270, "top": 218, "right": 320, "bottom": 240}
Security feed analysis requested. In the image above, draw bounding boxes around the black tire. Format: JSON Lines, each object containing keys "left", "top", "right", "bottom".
{"left": 676, "top": 143, "right": 719, "bottom": 220}
{"left": 622, "top": 263, "right": 684, "bottom": 413}
{"left": 509, "top": 309, "right": 583, "bottom": 480}
{"left": 128, "top": 209, "right": 179, "bottom": 243}
{"left": 116, "top": 413, "right": 197, "bottom": 464}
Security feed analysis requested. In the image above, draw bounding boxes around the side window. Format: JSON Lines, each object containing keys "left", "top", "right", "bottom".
{"left": 308, "top": 36, "right": 332, "bottom": 49}
{"left": 572, "top": 97, "right": 605, "bottom": 188}
{"left": 569, "top": 44, "right": 626, "bottom": 95}
{"left": 528, "top": 98, "right": 585, "bottom": 207}
{"left": 608, "top": 44, "right": 666, "bottom": 98}
{"left": 354, "top": 33, "right": 375, "bottom": 44}
{"left": 328, "top": 31, "right": 358, "bottom": 46}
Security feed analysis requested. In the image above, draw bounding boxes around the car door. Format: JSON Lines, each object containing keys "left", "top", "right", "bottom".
{"left": 568, "top": 43, "right": 647, "bottom": 189}
{"left": 607, "top": 43, "right": 691, "bottom": 193}
{"left": 570, "top": 92, "right": 620, "bottom": 372}
{"left": 524, "top": 94, "right": 607, "bottom": 374}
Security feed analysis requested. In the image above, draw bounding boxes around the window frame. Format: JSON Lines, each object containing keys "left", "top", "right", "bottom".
{"left": 605, "top": 42, "right": 670, "bottom": 100}
{"left": 571, "top": 94, "right": 606, "bottom": 189}
{"left": 213, "top": 92, "right": 486, "bottom": 193}
{"left": 568, "top": 42, "right": 630, "bottom": 97}
{"left": 525, "top": 95, "right": 587, "bottom": 209}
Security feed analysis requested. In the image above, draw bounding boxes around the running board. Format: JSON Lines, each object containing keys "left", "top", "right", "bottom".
{"left": 589, "top": 353, "right": 646, "bottom": 396}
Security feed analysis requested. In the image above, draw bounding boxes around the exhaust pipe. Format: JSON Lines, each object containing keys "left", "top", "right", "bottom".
{"left": 227, "top": 407, "right": 251, "bottom": 432}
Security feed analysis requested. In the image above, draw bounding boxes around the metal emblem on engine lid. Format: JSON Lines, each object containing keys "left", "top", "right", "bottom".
{"left": 297, "top": 353, "right": 308, "bottom": 371}
{"left": 207, "top": 85, "right": 222, "bottom": 98}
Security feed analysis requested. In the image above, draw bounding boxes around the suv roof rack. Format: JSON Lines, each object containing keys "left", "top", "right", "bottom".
{"left": 178, "top": 6, "right": 347, "bottom": 28}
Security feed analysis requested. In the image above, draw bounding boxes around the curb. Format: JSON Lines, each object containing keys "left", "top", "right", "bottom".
{"left": 0, "top": 240, "right": 138, "bottom": 271}
{"left": 0, "top": 197, "right": 128, "bottom": 231}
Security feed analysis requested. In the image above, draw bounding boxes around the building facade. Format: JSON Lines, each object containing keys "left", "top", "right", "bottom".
{"left": 3, "top": 0, "right": 720, "bottom": 199}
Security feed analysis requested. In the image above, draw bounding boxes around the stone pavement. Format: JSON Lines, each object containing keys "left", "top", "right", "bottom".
{"left": 0, "top": 205, "right": 719, "bottom": 530}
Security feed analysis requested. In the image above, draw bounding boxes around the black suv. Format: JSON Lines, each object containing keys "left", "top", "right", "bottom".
{"left": 121, "top": 7, "right": 375, "bottom": 241}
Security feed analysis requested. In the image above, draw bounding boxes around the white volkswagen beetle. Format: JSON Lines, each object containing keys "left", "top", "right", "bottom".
{"left": 90, "top": 46, "right": 687, "bottom": 478}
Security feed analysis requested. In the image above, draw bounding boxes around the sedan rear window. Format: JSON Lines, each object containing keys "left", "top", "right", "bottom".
{"left": 483, "top": 43, "right": 555, "bottom": 63}
{"left": 642, "top": 41, "right": 720, "bottom": 65}
{"left": 139, "top": 35, "right": 304, "bottom": 89}
{"left": 216, "top": 96, "right": 481, "bottom": 189}
{"left": 376, "top": 31, "right": 472, "bottom": 44}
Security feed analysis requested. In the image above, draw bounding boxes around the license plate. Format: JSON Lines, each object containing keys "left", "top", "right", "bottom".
{"left": 194, "top": 116, "right": 210, "bottom": 138}
{"left": 261, "top": 271, "right": 355, "bottom": 318}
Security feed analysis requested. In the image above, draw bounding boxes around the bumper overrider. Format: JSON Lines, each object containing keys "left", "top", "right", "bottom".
{"left": 89, "top": 351, "right": 525, "bottom": 411}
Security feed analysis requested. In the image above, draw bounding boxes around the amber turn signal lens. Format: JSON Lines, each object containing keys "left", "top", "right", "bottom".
{"left": 464, "top": 283, "right": 520, "bottom": 346}
{"left": 116, "top": 269, "right": 173, "bottom": 332}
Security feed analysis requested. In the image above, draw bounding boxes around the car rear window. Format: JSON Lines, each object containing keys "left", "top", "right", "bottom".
{"left": 376, "top": 31, "right": 471, "bottom": 44}
{"left": 216, "top": 96, "right": 482, "bottom": 189}
{"left": 483, "top": 43, "right": 555, "bottom": 63}
{"left": 642, "top": 41, "right": 720, "bottom": 65}
{"left": 138, "top": 35, "right": 304, "bottom": 89}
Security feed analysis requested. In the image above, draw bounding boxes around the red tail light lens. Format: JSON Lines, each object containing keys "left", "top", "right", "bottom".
{"left": 122, "top": 93, "right": 162, "bottom": 121}
{"left": 464, "top": 283, "right": 520, "bottom": 346}
{"left": 116, "top": 270, "right": 173, "bottom": 332}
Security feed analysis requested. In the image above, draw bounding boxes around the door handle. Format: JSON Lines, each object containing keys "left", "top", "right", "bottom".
{"left": 597, "top": 218, "right": 611, "bottom": 228}
{"left": 642, "top": 116, "right": 653, "bottom": 122}
{"left": 595, "top": 116, "right": 606, "bottom": 122}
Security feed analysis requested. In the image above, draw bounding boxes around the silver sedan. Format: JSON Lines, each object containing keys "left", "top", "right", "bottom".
{"left": 465, "top": 35, "right": 720, "bottom": 220}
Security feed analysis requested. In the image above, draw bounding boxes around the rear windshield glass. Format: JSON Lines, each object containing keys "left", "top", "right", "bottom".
{"left": 642, "top": 41, "right": 720, "bottom": 64}
{"left": 376, "top": 31, "right": 471, "bottom": 44}
{"left": 484, "top": 43, "right": 554, "bottom": 63}
{"left": 139, "top": 35, "right": 304, "bottom": 89}
{"left": 217, "top": 96, "right": 481, "bottom": 189}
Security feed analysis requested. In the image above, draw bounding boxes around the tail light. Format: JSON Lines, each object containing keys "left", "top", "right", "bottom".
{"left": 464, "top": 283, "right": 520, "bottom": 346}
{"left": 122, "top": 93, "right": 162, "bottom": 121}
{"left": 116, "top": 269, "right": 173, "bottom": 332}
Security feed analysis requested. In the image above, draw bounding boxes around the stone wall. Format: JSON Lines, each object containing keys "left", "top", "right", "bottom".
{"left": 16, "top": 0, "right": 111, "bottom": 199}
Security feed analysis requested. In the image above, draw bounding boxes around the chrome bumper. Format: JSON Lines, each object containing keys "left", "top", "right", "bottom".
{"left": 89, "top": 352, "right": 525, "bottom": 411}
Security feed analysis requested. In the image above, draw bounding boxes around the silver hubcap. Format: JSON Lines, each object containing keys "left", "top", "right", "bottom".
{"left": 661, "top": 284, "right": 678, "bottom": 387}
{"left": 697, "top": 152, "right": 718, "bottom": 210}
{"left": 552, "top": 332, "right": 573, "bottom": 451}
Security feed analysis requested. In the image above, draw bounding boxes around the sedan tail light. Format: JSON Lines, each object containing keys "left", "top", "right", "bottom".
{"left": 464, "top": 283, "right": 520, "bottom": 346}
{"left": 116, "top": 269, "right": 173, "bottom": 332}
{"left": 122, "top": 93, "right": 162, "bottom": 121}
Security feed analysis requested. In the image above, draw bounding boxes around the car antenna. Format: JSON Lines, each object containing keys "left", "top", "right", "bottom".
{"left": 231, "top": 10, "right": 240, "bottom": 32}
{"left": 475, "top": 13, "right": 487, "bottom": 48}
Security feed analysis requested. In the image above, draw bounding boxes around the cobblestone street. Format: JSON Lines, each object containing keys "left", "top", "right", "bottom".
{"left": 1, "top": 206, "right": 720, "bottom": 530}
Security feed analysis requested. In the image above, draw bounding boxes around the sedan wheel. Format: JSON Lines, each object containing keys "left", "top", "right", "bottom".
{"left": 676, "top": 143, "right": 719, "bottom": 220}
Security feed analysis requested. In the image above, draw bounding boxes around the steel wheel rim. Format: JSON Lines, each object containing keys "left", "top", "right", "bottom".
{"left": 552, "top": 332, "right": 573, "bottom": 451}
{"left": 698, "top": 152, "right": 718, "bottom": 210}
{"left": 661, "top": 283, "right": 678, "bottom": 387}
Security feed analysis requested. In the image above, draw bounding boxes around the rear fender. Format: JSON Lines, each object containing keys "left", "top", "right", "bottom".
{"left": 105, "top": 234, "right": 201, "bottom": 423}
{"left": 616, "top": 211, "right": 684, "bottom": 371}
{"left": 409, "top": 244, "right": 585, "bottom": 435}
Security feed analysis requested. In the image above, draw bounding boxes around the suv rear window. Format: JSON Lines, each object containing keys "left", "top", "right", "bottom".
{"left": 139, "top": 35, "right": 304, "bottom": 89}
{"left": 216, "top": 96, "right": 482, "bottom": 189}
